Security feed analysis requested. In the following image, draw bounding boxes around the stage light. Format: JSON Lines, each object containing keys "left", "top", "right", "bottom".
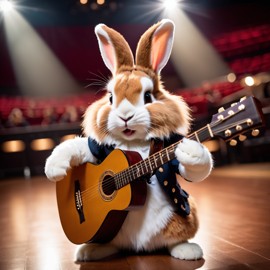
{"left": 97, "top": 0, "right": 105, "bottom": 5}
{"left": 162, "top": 0, "right": 180, "bottom": 13}
{"left": 30, "top": 138, "right": 54, "bottom": 151}
{"left": 0, "top": 0, "right": 13, "bottom": 13}
{"left": 2, "top": 140, "right": 25, "bottom": 153}
{"left": 227, "top": 72, "right": 237, "bottom": 83}
{"left": 60, "top": 134, "right": 77, "bottom": 142}
{"left": 244, "top": 76, "right": 255, "bottom": 86}
{"left": 80, "top": 0, "right": 88, "bottom": 5}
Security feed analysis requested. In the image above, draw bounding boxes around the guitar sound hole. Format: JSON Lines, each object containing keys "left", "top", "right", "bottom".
{"left": 102, "top": 175, "right": 116, "bottom": 197}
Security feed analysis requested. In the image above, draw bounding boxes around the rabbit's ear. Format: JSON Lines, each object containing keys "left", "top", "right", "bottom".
{"left": 95, "top": 24, "right": 134, "bottom": 75}
{"left": 136, "top": 19, "right": 174, "bottom": 74}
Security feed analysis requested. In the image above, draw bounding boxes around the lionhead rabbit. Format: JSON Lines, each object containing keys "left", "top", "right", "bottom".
{"left": 45, "top": 19, "right": 213, "bottom": 261}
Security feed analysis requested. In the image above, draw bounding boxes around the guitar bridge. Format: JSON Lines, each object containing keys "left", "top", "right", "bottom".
{"left": 74, "top": 180, "right": 85, "bottom": 224}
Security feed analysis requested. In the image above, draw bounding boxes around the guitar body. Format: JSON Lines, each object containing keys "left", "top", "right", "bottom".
{"left": 56, "top": 149, "right": 147, "bottom": 244}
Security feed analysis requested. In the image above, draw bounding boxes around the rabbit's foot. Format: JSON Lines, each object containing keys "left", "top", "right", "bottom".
{"left": 169, "top": 242, "right": 203, "bottom": 260}
{"left": 75, "top": 243, "right": 119, "bottom": 262}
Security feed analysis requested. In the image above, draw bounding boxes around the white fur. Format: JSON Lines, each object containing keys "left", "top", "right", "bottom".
{"left": 44, "top": 137, "right": 96, "bottom": 181}
{"left": 107, "top": 101, "right": 151, "bottom": 142}
{"left": 140, "top": 77, "right": 154, "bottom": 92}
{"left": 95, "top": 24, "right": 116, "bottom": 74}
{"left": 169, "top": 242, "right": 203, "bottom": 260}
{"left": 176, "top": 138, "right": 213, "bottom": 182}
{"left": 106, "top": 76, "right": 152, "bottom": 143}
{"left": 75, "top": 243, "right": 118, "bottom": 261}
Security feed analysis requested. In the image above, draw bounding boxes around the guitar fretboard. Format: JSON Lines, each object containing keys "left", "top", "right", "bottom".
{"left": 114, "top": 124, "right": 213, "bottom": 190}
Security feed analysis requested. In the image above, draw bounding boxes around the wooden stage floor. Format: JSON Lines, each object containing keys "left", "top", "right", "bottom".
{"left": 0, "top": 163, "right": 269, "bottom": 270}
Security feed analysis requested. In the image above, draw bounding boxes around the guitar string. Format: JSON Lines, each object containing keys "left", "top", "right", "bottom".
{"left": 80, "top": 118, "right": 253, "bottom": 201}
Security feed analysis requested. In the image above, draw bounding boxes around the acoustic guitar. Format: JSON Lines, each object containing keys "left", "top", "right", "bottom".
{"left": 56, "top": 96, "right": 264, "bottom": 244}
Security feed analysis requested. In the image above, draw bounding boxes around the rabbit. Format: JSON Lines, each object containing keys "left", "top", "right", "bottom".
{"left": 45, "top": 19, "right": 213, "bottom": 261}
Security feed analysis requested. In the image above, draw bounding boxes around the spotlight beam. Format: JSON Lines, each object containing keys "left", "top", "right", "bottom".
{"left": 160, "top": 1, "right": 231, "bottom": 86}
{"left": 2, "top": 7, "right": 80, "bottom": 96}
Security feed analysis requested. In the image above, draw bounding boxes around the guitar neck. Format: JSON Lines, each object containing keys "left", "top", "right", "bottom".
{"left": 114, "top": 124, "right": 213, "bottom": 190}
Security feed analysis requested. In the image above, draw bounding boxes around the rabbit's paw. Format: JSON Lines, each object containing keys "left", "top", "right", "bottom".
{"left": 175, "top": 138, "right": 209, "bottom": 167}
{"left": 75, "top": 243, "right": 119, "bottom": 262}
{"left": 169, "top": 242, "right": 203, "bottom": 260}
{"left": 44, "top": 154, "right": 70, "bottom": 182}
{"left": 175, "top": 138, "right": 212, "bottom": 181}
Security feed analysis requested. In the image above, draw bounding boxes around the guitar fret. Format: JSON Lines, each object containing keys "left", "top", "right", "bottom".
{"left": 130, "top": 167, "right": 136, "bottom": 181}
{"left": 159, "top": 152, "right": 164, "bottom": 164}
{"left": 140, "top": 161, "right": 144, "bottom": 175}
{"left": 166, "top": 148, "right": 170, "bottom": 161}
{"left": 119, "top": 173, "right": 124, "bottom": 188}
{"left": 154, "top": 156, "right": 157, "bottom": 168}
{"left": 136, "top": 166, "right": 140, "bottom": 178}
{"left": 114, "top": 174, "right": 119, "bottom": 189}
{"left": 116, "top": 174, "right": 121, "bottom": 189}
{"left": 152, "top": 159, "right": 156, "bottom": 171}
{"left": 148, "top": 158, "right": 153, "bottom": 172}
{"left": 194, "top": 131, "right": 200, "bottom": 142}
{"left": 123, "top": 171, "right": 128, "bottom": 187}
{"left": 143, "top": 160, "right": 148, "bottom": 174}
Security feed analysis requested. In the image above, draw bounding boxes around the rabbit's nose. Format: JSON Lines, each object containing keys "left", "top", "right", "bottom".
{"left": 119, "top": 115, "right": 134, "bottom": 123}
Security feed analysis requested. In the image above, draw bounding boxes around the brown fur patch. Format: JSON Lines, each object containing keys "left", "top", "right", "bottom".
{"left": 114, "top": 70, "right": 147, "bottom": 107}
{"left": 136, "top": 22, "right": 162, "bottom": 69}
{"left": 101, "top": 25, "right": 134, "bottom": 70}
{"left": 162, "top": 197, "right": 199, "bottom": 242}
{"left": 82, "top": 94, "right": 111, "bottom": 141}
{"left": 147, "top": 89, "right": 191, "bottom": 137}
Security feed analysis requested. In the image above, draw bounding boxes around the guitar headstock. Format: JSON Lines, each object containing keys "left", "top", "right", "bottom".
{"left": 211, "top": 96, "right": 265, "bottom": 145}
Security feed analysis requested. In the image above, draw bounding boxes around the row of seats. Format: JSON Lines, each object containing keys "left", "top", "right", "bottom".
{"left": 229, "top": 53, "right": 270, "bottom": 76}
{"left": 212, "top": 24, "right": 270, "bottom": 58}
{"left": 0, "top": 92, "right": 102, "bottom": 128}
{"left": 175, "top": 81, "right": 244, "bottom": 117}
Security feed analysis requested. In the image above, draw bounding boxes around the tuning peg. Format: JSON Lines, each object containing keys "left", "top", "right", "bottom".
{"left": 218, "top": 107, "right": 225, "bottom": 113}
{"left": 240, "top": 96, "right": 247, "bottom": 102}
{"left": 230, "top": 139, "right": 238, "bottom": 146}
{"left": 252, "top": 129, "right": 260, "bottom": 137}
{"left": 239, "top": 134, "right": 247, "bottom": 141}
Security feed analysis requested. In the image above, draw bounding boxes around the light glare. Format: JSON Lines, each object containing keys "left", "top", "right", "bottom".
{"left": 80, "top": 0, "right": 88, "bottom": 4}
{"left": 162, "top": 0, "right": 179, "bottom": 12}
{"left": 244, "top": 76, "right": 255, "bottom": 86}
{"left": 0, "top": 0, "right": 13, "bottom": 12}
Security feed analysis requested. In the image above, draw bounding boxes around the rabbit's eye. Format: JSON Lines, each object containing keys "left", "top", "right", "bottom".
{"left": 109, "top": 93, "right": 113, "bottom": 104}
{"left": 144, "top": 91, "right": 152, "bottom": 104}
